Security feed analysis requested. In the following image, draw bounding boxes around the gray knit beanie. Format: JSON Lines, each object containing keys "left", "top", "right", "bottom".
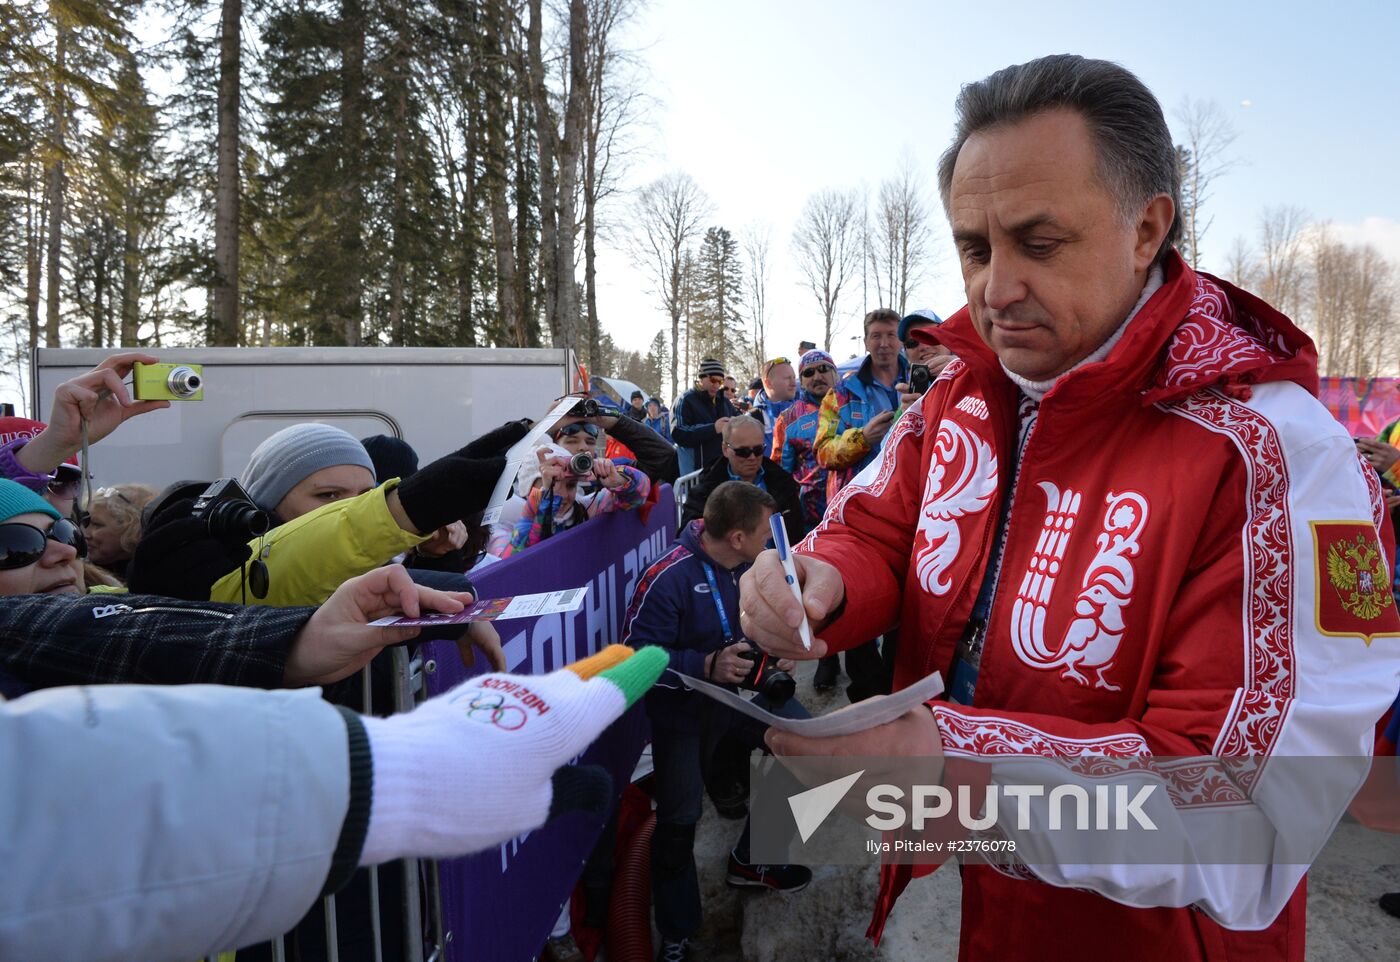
{"left": 243, "top": 423, "right": 377, "bottom": 512}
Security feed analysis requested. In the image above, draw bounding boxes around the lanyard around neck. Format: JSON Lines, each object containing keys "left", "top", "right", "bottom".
{"left": 701, "top": 561, "right": 736, "bottom": 643}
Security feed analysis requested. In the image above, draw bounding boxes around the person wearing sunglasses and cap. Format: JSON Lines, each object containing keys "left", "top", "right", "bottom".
{"left": 672, "top": 359, "right": 737, "bottom": 476}
{"left": 679, "top": 416, "right": 803, "bottom": 545}
{"left": 0, "top": 478, "right": 88, "bottom": 598}
{"left": 770, "top": 350, "right": 840, "bottom": 532}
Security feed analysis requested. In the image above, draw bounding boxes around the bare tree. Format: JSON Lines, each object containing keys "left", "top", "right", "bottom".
{"left": 1222, "top": 235, "right": 1257, "bottom": 292}
{"left": 1256, "top": 205, "right": 1308, "bottom": 318}
{"left": 792, "top": 187, "right": 860, "bottom": 352}
{"left": 211, "top": 0, "right": 240, "bottom": 345}
{"left": 741, "top": 223, "right": 770, "bottom": 374}
{"left": 628, "top": 171, "right": 711, "bottom": 401}
{"left": 870, "top": 156, "right": 934, "bottom": 315}
{"left": 1309, "top": 226, "right": 1398, "bottom": 377}
{"left": 1173, "top": 98, "right": 1238, "bottom": 269}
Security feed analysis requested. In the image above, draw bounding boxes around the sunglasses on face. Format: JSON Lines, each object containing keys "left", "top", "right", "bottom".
{"left": 729, "top": 445, "right": 764, "bottom": 459}
{"left": 0, "top": 518, "right": 87, "bottom": 570}
{"left": 801, "top": 364, "right": 833, "bottom": 378}
{"left": 556, "top": 422, "right": 601, "bottom": 439}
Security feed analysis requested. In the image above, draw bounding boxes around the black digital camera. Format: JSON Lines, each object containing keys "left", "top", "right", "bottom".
{"left": 909, "top": 363, "right": 932, "bottom": 396}
{"left": 568, "top": 397, "right": 602, "bottom": 418}
{"left": 737, "top": 639, "right": 795, "bottom": 707}
{"left": 191, "top": 478, "right": 272, "bottom": 543}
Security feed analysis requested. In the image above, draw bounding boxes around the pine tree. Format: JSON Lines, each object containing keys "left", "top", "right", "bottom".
{"left": 690, "top": 226, "right": 749, "bottom": 373}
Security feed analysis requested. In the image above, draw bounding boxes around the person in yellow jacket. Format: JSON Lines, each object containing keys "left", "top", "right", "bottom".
{"left": 128, "top": 420, "right": 527, "bottom": 618}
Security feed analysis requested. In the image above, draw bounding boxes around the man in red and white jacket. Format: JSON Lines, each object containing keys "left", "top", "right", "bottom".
{"left": 739, "top": 55, "right": 1400, "bottom": 962}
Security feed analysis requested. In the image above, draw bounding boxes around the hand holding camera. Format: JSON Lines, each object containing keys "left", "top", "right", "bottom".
{"left": 706, "top": 640, "right": 797, "bottom": 707}
{"left": 589, "top": 457, "right": 627, "bottom": 490}
{"left": 18, "top": 353, "right": 172, "bottom": 477}
{"left": 705, "top": 642, "right": 752, "bottom": 685}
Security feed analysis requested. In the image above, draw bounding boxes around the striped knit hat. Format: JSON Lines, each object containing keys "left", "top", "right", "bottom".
{"left": 697, "top": 358, "right": 725, "bottom": 379}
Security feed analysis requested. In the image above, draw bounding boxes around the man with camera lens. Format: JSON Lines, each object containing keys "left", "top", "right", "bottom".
{"left": 622, "top": 482, "right": 811, "bottom": 962}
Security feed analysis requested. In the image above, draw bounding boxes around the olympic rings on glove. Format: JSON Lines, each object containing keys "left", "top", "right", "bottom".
{"left": 461, "top": 693, "right": 529, "bottom": 731}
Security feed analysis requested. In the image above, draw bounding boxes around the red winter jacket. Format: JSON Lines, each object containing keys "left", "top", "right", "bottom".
{"left": 796, "top": 253, "right": 1400, "bottom": 961}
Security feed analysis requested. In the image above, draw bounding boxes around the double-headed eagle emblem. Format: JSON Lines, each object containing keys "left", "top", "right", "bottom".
{"left": 1325, "top": 534, "right": 1393, "bottom": 621}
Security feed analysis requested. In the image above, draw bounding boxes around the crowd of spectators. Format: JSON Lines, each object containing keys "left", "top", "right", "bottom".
{"left": 0, "top": 317, "right": 955, "bottom": 961}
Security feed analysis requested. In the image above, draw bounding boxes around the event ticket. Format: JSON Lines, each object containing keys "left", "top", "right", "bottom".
{"left": 370, "top": 587, "right": 589, "bottom": 627}
{"left": 675, "top": 670, "right": 944, "bottom": 737}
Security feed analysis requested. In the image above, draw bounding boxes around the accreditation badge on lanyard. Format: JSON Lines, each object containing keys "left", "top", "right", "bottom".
{"left": 701, "top": 562, "right": 736, "bottom": 645}
{"left": 701, "top": 561, "right": 759, "bottom": 701}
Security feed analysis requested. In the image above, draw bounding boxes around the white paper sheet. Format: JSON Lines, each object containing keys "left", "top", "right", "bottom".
{"left": 674, "top": 670, "right": 944, "bottom": 737}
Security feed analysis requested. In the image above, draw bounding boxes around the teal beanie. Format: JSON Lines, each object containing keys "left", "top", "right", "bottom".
{"left": 0, "top": 477, "right": 62, "bottom": 524}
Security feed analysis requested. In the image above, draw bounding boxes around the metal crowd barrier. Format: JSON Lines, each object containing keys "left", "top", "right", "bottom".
{"left": 672, "top": 468, "right": 702, "bottom": 529}
{"left": 207, "top": 648, "right": 443, "bottom": 962}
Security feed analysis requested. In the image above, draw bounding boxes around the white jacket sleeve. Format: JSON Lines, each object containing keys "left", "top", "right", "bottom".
{"left": 0, "top": 684, "right": 350, "bottom": 962}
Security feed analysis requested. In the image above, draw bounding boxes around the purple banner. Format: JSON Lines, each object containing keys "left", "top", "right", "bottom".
{"left": 422, "top": 488, "right": 676, "bottom": 962}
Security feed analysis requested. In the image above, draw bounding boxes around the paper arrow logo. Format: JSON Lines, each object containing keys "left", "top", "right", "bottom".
{"left": 788, "top": 770, "right": 865, "bottom": 843}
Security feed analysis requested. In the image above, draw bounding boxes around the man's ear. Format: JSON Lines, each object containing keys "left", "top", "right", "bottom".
{"left": 1134, "top": 194, "right": 1175, "bottom": 272}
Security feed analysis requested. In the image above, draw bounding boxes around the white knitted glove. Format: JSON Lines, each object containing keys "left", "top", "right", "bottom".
{"left": 358, "top": 644, "right": 665, "bottom": 864}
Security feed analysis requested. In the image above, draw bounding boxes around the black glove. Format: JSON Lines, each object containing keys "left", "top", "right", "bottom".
{"left": 126, "top": 498, "right": 253, "bottom": 600}
{"left": 460, "top": 419, "right": 531, "bottom": 459}
{"left": 394, "top": 421, "right": 530, "bottom": 535}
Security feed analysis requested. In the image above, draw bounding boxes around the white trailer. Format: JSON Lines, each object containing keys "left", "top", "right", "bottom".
{"left": 31, "top": 346, "right": 575, "bottom": 491}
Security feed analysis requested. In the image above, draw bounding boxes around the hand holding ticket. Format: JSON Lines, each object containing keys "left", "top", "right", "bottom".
{"left": 369, "top": 587, "right": 588, "bottom": 628}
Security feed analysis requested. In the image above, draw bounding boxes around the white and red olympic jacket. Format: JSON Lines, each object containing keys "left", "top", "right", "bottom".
{"left": 797, "top": 252, "right": 1400, "bottom": 961}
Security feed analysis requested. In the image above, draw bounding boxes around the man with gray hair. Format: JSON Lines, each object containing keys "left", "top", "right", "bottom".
{"left": 740, "top": 55, "right": 1400, "bottom": 959}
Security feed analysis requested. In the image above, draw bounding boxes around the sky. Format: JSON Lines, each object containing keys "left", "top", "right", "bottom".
{"left": 592, "top": 0, "right": 1400, "bottom": 369}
